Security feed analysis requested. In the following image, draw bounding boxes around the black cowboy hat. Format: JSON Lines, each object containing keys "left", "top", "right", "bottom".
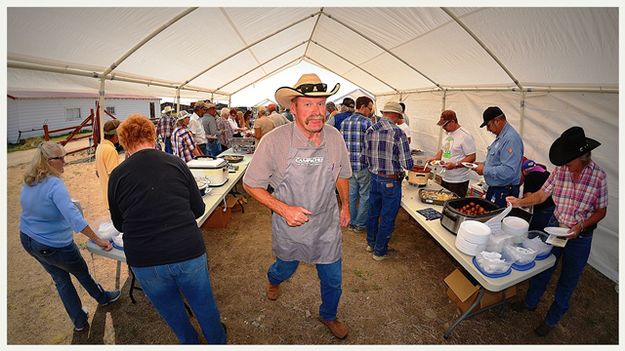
{"left": 548, "top": 126, "right": 601, "bottom": 166}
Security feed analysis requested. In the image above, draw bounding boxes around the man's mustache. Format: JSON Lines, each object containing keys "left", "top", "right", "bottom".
{"left": 305, "top": 115, "right": 325, "bottom": 123}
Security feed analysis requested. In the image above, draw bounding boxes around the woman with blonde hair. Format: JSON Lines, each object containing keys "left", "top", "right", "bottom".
{"left": 20, "top": 141, "right": 121, "bottom": 333}
{"left": 108, "top": 113, "right": 227, "bottom": 344}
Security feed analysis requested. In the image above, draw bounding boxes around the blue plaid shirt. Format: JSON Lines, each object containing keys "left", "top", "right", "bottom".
{"left": 340, "top": 112, "right": 372, "bottom": 172}
{"left": 364, "top": 117, "right": 414, "bottom": 175}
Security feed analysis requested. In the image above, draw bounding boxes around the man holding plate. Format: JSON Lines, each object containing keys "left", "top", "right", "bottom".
{"left": 506, "top": 126, "right": 608, "bottom": 337}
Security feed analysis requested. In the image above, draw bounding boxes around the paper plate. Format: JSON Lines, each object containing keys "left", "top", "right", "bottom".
{"left": 544, "top": 226, "right": 570, "bottom": 237}
{"left": 462, "top": 162, "right": 478, "bottom": 169}
{"left": 472, "top": 257, "right": 512, "bottom": 278}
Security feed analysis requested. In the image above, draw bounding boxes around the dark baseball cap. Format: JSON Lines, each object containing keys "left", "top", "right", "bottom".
{"left": 342, "top": 97, "right": 355, "bottom": 108}
{"left": 480, "top": 106, "right": 505, "bottom": 128}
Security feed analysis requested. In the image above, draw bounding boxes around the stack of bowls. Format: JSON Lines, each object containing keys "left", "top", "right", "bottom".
{"left": 455, "top": 220, "right": 492, "bottom": 256}
{"left": 502, "top": 216, "right": 529, "bottom": 244}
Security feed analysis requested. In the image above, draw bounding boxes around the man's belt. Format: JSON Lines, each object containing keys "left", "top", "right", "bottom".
{"left": 375, "top": 172, "right": 403, "bottom": 179}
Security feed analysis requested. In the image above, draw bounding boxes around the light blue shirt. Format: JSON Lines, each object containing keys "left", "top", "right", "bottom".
{"left": 20, "top": 176, "right": 87, "bottom": 247}
{"left": 484, "top": 122, "right": 524, "bottom": 187}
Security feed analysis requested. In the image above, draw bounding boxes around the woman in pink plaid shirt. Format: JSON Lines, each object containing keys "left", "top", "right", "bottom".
{"left": 506, "top": 126, "right": 608, "bottom": 337}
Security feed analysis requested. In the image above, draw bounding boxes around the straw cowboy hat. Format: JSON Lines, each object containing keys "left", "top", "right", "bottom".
{"left": 274, "top": 73, "right": 340, "bottom": 108}
{"left": 176, "top": 110, "right": 191, "bottom": 122}
{"left": 161, "top": 106, "right": 175, "bottom": 114}
{"left": 549, "top": 126, "right": 601, "bottom": 166}
{"left": 380, "top": 101, "right": 403, "bottom": 115}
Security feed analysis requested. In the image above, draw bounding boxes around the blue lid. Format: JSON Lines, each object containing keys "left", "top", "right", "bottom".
{"left": 512, "top": 260, "right": 536, "bottom": 271}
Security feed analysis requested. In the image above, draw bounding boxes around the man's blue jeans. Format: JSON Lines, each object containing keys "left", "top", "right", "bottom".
{"left": 163, "top": 137, "right": 173, "bottom": 154}
{"left": 206, "top": 140, "right": 221, "bottom": 157}
{"left": 485, "top": 184, "right": 520, "bottom": 208}
{"left": 348, "top": 168, "right": 371, "bottom": 229}
{"left": 20, "top": 232, "right": 109, "bottom": 329}
{"left": 267, "top": 257, "right": 342, "bottom": 321}
{"left": 131, "top": 254, "right": 226, "bottom": 344}
{"left": 367, "top": 173, "right": 402, "bottom": 256}
{"left": 524, "top": 216, "right": 593, "bottom": 326}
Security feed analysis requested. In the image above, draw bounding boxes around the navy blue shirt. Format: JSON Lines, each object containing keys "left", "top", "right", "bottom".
{"left": 333, "top": 111, "right": 353, "bottom": 130}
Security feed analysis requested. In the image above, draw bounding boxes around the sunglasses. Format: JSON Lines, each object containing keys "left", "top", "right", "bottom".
{"left": 296, "top": 83, "right": 327, "bottom": 94}
{"left": 49, "top": 156, "right": 65, "bottom": 161}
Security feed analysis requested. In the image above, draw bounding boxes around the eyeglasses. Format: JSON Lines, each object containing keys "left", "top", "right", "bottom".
{"left": 296, "top": 83, "right": 327, "bottom": 94}
{"left": 49, "top": 156, "right": 65, "bottom": 161}
{"left": 441, "top": 120, "right": 452, "bottom": 128}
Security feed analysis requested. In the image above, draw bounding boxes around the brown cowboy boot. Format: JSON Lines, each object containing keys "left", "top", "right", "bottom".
{"left": 266, "top": 283, "right": 280, "bottom": 301}
{"left": 319, "top": 318, "right": 348, "bottom": 339}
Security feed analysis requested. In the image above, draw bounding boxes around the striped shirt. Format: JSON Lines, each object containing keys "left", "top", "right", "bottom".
{"left": 541, "top": 160, "right": 608, "bottom": 227}
{"left": 172, "top": 126, "right": 196, "bottom": 162}
{"left": 156, "top": 114, "right": 176, "bottom": 138}
{"left": 340, "top": 112, "right": 372, "bottom": 172}
{"left": 364, "top": 117, "right": 414, "bottom": 175}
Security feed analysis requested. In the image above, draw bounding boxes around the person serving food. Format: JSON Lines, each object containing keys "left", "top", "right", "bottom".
{"left": 505, "top": 126, "right": 607, "bottom": 337}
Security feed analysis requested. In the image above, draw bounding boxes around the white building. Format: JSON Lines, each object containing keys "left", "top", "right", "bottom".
{"left": 7, "top": 91, "right": 161, "bottom": 144}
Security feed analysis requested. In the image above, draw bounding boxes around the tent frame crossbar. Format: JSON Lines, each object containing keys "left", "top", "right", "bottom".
{"left": 322, "top": 12, "right": 443, "bottom": 91}
{"left": 103, "top": 7, "right": 198, "bottom": 77}
{"left": 441, "top": 7, "right": 523, "bottom": 90}
{"left": 216, "top": 41, "right": 308, "bottom": 92}
{"left": 229, "top": 57, "right": 301, "bottom": 97}
{"left": 304, "top": 56, "right": 376, "bottom": 99}
{"left": 311, "top": 40, "right": 400, "bottom": 94}
{"left": 376, "top": 86, "right": 618, "bottom": 97}
{"left": 180, "top": 11, "right": 320, "bottom": 89}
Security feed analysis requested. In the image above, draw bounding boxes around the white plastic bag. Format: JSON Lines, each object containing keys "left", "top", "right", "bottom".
{"left": 95, "top": 221, "right": 121, "bottom": 240}
{"left": 502, "top": 244, "right": 537, "bottom": 265}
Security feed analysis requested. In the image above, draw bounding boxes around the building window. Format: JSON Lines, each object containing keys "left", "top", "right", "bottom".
{"left": 149, "top": 102, "right": 155, "bottom": 118}
{"left": 105, "top": 106, "right": 116, "bottom": 115}
{"left": 65, "top": 108, "right": 81, "bottom": 121}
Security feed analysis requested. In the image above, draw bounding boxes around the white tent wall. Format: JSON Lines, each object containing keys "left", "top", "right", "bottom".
{"left": 376, "top": 90, "right": 618, "bottom": 282}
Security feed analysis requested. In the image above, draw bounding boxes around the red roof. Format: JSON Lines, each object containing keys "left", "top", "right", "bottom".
{"left": 7, "top": 90, "right": 160, "bottom": 100}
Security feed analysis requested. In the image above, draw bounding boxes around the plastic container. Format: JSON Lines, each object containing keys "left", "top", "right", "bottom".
{"left": 486, "top": 233, "right": 514, "bottom": 253}
{"left": 474, "top": 252, "right": 514, "bottom": 275}
{"left": 523, "top": 231, "right": 553, "bottom": 259}
{"left": 502, "top": 244, "right": 537, "bottom": 265}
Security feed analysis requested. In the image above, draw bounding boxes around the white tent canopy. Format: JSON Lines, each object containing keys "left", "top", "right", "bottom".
{"left": 6, "top": 7, "right": 619, "bottom": 282}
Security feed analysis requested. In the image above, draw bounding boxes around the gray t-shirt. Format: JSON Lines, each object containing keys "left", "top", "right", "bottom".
{"left": 244, "top": 124, "right": 352, "bottom": 190}
{"left": 201, "top": 113, "right": 219, "bottom": 139}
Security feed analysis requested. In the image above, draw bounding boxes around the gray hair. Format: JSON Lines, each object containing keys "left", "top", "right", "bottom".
{"left": 24, "top": 141, "right": 66, "bottom": 186}
{"left": 220, "top": 107, "right": 230, "bottom": 117}
{"left": 579, "top": 151, "right": 592, "bottom": 165}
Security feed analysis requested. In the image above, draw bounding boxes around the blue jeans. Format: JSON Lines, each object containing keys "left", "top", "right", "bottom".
{"left": 367, "top": 173, "right": 402, "bottom": 256}
{"left": 524, "top": 216, "right": 593, "bottom": 326}
{"left": 486, "top": 184, "right": 520, "bottom": 207}
{"left": 163, "top": 137, "right": 173, "bottom": 154}
{"left": 529, "top": 205, "right": 556, "bottom": 231}
{"left": 131, "top": 254, "right": 226, "bottom": 344}
{"left": 348, "top": 168, "right": 371, "bottom": 229}
{"left": 267, "top": 257, "right": 342, "bottom": 321}
{"left": 20, "top": 232, "right": 109, "bottom": 329}
{"left": 206, "top": 141, "right": 221, "bottom": 157}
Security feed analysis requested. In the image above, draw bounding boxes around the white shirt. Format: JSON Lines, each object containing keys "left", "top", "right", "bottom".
{"left": 189, "top": 112, "right": 207, "bottom": 144}
{"left": 228, "top": 118, "right": 239, "bottom": 131}
{"left": 397, "top": 122, "right": 410, "bottom": 141}
{"left": 440, "top": 127, "right": 476, "bottom": 183}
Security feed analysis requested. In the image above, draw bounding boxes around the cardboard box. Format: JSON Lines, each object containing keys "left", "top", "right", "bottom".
{"left": 203, "top": 204, "right": 232, "bottom": 228}
{"left": 444, "top": 268, "right": 517, "bottom": 314}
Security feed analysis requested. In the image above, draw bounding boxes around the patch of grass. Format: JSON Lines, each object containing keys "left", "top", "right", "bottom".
{"left": 353, "top": 269, "right": 367, "bottom": 280}
{"left": 8, "top": 131, "right": 92, "bottom": 153}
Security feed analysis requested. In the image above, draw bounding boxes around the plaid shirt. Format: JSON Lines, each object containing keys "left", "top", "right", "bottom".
{"left": 216, "top": 117, "right": 234, "bottom": 147}
{"left": 341, "top": 112, "right": 372, "bottom": 172}
{"left": 156, "top": 114, "right": 176, "bottom": 138}
{"left": 364, "top": 117, "right": 414, "bottom": 175}
{"left": 542, "top": 160, "right": 608, "bottom": 227}
{"left": 172, "top": 126, "right": 196, "bottom": 162}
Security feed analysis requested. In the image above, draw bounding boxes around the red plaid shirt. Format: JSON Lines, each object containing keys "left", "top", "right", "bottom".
{"left": 172, "top": 126, "right": 196, "bottom": 162}
{"left": 541, "top": 160, "right": 608, "bottom": 227}
{"left": 156, "top": 114, "right": 176, "bottom": 138}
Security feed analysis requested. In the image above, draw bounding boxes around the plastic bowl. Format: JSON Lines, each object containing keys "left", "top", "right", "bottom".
{"left": 475, "top": 254, "right": 514, "bottom": 274}
{"left": 523, "top": 231, "right": 552, "bottom": 256}
{"left": 502, "top": 216, "right": 529, "bottom": 236}
{"left": 502, "top": 244, "right": 537, "bottom": 265}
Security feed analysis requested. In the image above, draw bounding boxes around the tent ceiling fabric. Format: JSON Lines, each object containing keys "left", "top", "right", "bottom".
{"left": 7, "top": 7, "right": 618, "bottom": 100}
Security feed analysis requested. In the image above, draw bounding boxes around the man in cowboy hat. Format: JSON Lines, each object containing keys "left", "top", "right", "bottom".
{"left": 243, "top": 73, "right": 352, "bottom": 339}
{"left": 363, "top": 101, "right": 413, "bottom": 261}
{"left": 506, "top": 126, "right": 607, "bottom": 337}
{"left": 171, "top": 110, "right": 201, "bottom": 162}
{"left": 201, "top": 102, "right": 221, "bottom": 157}
{"left": 427, "top": 110, "right": 476, "bottom": 197}
{"left": 188, "top": 101, "right": 208, "bottom": 156}
{"left": 95, "top": 119, "right": 121, "bottom": 208}
{"left": 157, "top": 105, "right": 177, "bottom": 154}
{"left": 253, "top": 105, "right": 274, "bottom": 142}
{"left": 474, "top": 106, "right": 524, "bottom": 207}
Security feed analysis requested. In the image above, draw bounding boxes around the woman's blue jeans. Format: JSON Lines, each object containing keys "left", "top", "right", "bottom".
{"left": 267, "top": 257, "right": 342, "bottom": 321}
{"left": 367, "top": 173, "right": 402, "bottom": 256}
{"left": 524, "top": 216, "right": 593, "bottom": 326}
{"left": 20, "top": 231, "right": 108, "bottom": 329}
{"left": 131, "top": 254, "right": 226, "bottom": 344}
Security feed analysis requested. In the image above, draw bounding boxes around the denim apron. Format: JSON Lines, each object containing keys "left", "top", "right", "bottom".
{"left": 271, "top": 124, "right": 341, "bottom": 264}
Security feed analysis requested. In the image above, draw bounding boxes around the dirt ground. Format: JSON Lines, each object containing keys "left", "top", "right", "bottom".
{"left": 6, "top": 149, "right": 619, "bottom": 345}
